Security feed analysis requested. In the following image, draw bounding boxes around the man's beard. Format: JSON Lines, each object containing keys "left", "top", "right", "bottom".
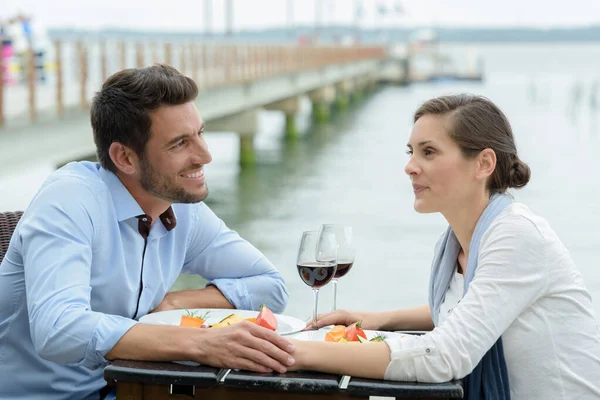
{"left": 139, "top": 157, "right": 208, "bottom": 204}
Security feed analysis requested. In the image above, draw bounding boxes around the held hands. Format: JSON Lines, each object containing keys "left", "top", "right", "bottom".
{"left": 193, "top": 321, "right": 296, "bottom": 374}
{"left": 305, "top": 309, "right": 381, "bottom": 330}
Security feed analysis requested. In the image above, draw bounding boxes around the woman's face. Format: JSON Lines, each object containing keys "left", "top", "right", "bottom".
{"left": 404, "top": 114, "right": 482, "bottom": 214}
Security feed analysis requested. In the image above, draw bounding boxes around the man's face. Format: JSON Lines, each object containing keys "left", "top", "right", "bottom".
{"left": 138, "top": 102, "right": 212, "bottom": 204}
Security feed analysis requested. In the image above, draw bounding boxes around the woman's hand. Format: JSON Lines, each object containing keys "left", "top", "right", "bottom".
{"left": 305, "top": 309, "right": 382, "bottom": 330}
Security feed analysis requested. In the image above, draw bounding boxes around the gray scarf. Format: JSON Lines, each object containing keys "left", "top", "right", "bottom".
{"left": 428, "top": 193, "right": 511, "bottom": 400}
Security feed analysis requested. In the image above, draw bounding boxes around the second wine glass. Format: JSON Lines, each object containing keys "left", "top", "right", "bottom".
{"left": 317, "top": 224, "right": 355, "bottom": 312}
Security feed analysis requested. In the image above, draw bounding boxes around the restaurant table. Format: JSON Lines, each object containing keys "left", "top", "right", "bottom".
{"left": 103, "top": 359, "right": 464, "bottom": 399}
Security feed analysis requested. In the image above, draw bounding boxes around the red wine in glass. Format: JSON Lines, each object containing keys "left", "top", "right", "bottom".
{"left": 297, "top": 261, "right": 337, "bottom": 288}
{"left": 317, "top": 224, "right": 355, "bottom": 311}
{"left": 334, "top": 261, "right": 354, "bottom": 279}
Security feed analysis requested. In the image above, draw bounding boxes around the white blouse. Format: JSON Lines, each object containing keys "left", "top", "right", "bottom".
{"left": 384, "top": 203, "right": 600, "bottom": 400}
{"left": 438, "top": 267, "right": 464, "bottom": 325}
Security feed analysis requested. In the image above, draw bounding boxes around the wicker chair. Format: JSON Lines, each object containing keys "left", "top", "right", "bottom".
{"left": 0, "top": 211, "right": 24, "bottom": 264}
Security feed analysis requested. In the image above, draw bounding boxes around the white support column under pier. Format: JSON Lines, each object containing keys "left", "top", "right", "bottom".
{"left": 307, "top": 85, "right": 336, "bottom": 123}
{"left": 207, "top": 109, "right": 260, "bottom": 165}
{"left": 264, "top": 96, "right": 301, "bottom": 139}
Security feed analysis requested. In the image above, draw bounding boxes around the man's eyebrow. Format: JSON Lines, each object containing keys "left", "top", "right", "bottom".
{"left": 164, "top": 134, "right": 192, "bottom": 148}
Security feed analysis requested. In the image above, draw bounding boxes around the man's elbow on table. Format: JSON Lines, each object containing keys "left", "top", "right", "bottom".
{"left": 32, "top": 329, "right": 89, "bottom": 367}
{"left": 30, "top": 308, "right": 103, "bottom": 368}
{"left": 263, "top": 273, "right": 289, "bottom": 314}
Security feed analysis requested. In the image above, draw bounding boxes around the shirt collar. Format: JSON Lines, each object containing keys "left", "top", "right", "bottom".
{"left": 136, "top": 207, "right": 177, "bottom": 239}
{"left": 99, "top": 166, "right": 178, "bottom": 235}
{"left": 99, "top": 166, "right": 146, "bottom": 222}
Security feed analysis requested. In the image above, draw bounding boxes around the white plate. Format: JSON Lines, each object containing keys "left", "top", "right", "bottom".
{"left": 139, "top": 308, "right": 306, "bottom": 336}
{"left": 288, "top": 328, "right": 407, "bottom": 342}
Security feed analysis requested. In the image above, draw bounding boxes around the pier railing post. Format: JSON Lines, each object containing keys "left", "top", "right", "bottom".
{"left": 100, "top": 40, "right": 108, "bottom": 82}
{"left": 119, "top": 41, "right": 126, "bottom": 71}
{"left": 136, "top": 42, "right": 144, "bottom": 68}
{"left": 180, "top": 43, "right": 187, "bottom": 76}
{"left": 55, "top": 40, "right": 64, "bottom": 117}
{"left": 77, "top": 41, "right": 88, "bottom": 110}
{"left": 164, "top": 43, "right": 172, "bottom": 66}
{"left": 27, "top": 45, "right": 37, "bottom": 122}
{"left": 190, "top": 43, "right": 198, "bottom": 83}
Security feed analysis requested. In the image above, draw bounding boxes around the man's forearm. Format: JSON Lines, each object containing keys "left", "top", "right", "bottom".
{"left": 156, "top": 285, "right": 234, "bottom": 312}
{"left": 106, "top": 320, "right": 297, "bottom": 374}
{"left": 105, "top": 324, "right": 200, "bottom": 362}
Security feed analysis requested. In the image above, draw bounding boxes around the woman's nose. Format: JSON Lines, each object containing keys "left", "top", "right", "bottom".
{"left": 404, "top": 156, "right": 419, "bottom": 176}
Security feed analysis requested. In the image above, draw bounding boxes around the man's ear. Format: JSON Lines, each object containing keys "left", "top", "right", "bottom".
{"left": 108, "top": 142, "right": 138, "bottom": 175}
{"left": 476, "top": 148, "right": 496, "bottom": 182}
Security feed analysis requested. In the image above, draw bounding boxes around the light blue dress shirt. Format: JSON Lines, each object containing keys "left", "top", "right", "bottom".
{"left": 0, "top": 162, "right": 288, "bottom": 400}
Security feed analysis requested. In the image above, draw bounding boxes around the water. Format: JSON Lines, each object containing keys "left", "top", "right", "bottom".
{"left": 2, "top": 43, "right": 600, "bottom": 323}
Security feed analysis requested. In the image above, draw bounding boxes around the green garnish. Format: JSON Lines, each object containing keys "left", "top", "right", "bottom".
{"left": 370, "top": 334, "right": 388, "bottom": 342}
{"left": 184, "top": 309, "right": 210, "bottom": 320}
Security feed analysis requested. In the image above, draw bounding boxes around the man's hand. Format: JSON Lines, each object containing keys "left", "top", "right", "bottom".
{"left": 193, "top": 321, "right": 295, "bottom": 373}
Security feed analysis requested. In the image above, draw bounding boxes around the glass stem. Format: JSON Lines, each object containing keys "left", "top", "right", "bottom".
{"left": 332, "top": 278, "right": 339, "bottom": 312}
{"left": 312, "top": 288, "right": 320, "bottom": 330}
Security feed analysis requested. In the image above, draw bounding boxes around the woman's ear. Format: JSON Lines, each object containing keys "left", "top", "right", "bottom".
{"left": 476, "top": 148, "right": 497, "bottom": 181}
{"left": 109, "top": 142, "right": 138, "bottom": 176}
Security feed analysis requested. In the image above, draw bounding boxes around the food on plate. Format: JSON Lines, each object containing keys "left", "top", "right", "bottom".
{"left": 211, "top": 313, "right": 245, "bottom": 328}
{"left": 344, "top": 321, "right": 367, "bottom": 342}
{"left": 179, "top": 310, "right": 210, "bottom": 328}
{"left": 178, "top": 306, "right": 278, "bottom": 331}
{"left": 325, "top": 325, "right": 346, "bottom": 342}
{"left": 255, "top": 304, "right": 278, "bottom": 331}
{"left": 324, "top": 321, "right": 388, "bottom": 343}
{"left": 369, "top": 334, "right": 387, "bottom": 342}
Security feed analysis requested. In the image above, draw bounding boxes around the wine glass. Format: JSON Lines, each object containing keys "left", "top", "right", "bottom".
{"left": 296, "top": 230, "right": 337, "bottom": 329}
{"left": 317, "top": 224, "right": 355, "bottom": 312}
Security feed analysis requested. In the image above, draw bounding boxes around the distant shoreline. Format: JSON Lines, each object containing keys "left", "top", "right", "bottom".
{"left": 48, "top": 25, "right": 600, "bottom": 43}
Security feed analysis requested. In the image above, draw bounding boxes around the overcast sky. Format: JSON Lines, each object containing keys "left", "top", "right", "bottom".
{"left": 3, "top": 0, "right": 600, "bottom": 32}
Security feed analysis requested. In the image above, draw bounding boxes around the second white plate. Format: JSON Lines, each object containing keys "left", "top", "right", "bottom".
{"left": 139, "top": 308, "right": 307, "bottom": 336}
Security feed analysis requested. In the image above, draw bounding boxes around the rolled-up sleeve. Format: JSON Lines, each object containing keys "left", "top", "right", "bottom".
{"left": 182, "top": 203, "right": 288, "bottom": 313}
{"left": 384, "top": 213, "right": 549, "bottom": 382}
{"left": 20, "top": 178, "right": 138, "bottom": 370}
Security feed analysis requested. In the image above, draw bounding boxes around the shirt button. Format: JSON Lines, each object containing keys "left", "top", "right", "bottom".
{"left": 426, "top": 348, "right": 431, "bottom": 354}
{"left": 142, "top": 218, "right": 148, "bottom": 222}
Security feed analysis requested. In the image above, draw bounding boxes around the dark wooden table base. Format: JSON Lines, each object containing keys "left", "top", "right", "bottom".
{"left": 105, "top": 360, "right": 463, "bottom": 400}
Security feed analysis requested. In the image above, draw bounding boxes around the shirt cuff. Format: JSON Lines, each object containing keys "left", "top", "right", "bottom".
{"left": 209, "top": 278, "right": 251, "bottom": 310}
{"left": 384, "top": 335, "right": 423, "bottom": 381}
{"left": 81, "top": 314, "right": 139, "bottom": 370}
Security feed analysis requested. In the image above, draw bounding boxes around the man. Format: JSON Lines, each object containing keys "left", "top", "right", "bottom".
{"left": 0, "top": 64, "right": 295, "bottom": 399}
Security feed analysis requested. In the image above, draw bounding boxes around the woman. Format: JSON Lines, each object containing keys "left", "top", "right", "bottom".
{"left": 288, "top": 94, "right": 600, "bottom": 399}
